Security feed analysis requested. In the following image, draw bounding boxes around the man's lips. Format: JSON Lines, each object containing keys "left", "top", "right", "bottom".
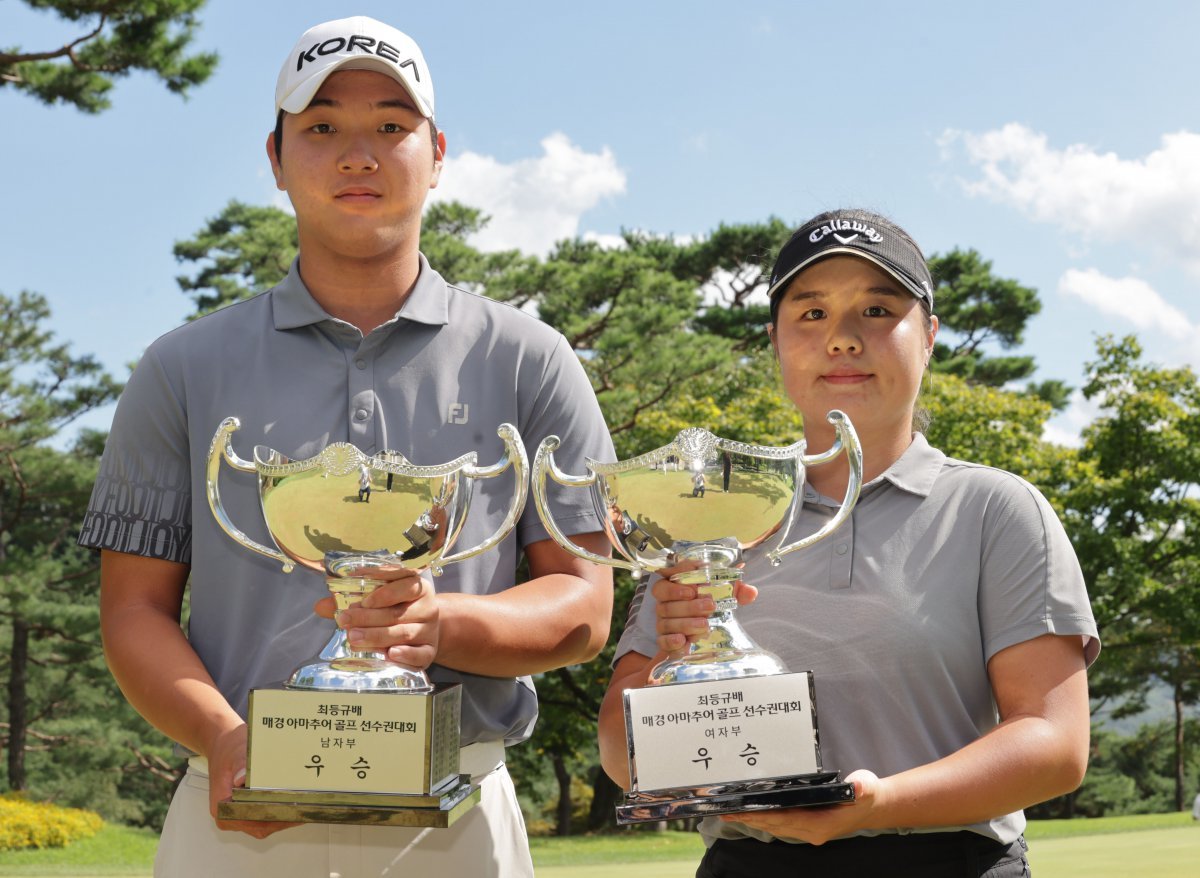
{"left": 335, "top": 188, "right": 382, "bottom": 202}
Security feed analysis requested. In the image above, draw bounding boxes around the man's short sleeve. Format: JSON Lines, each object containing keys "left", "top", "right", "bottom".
{"left": 78, "top": 345, "right": 193, "bottom": 563}
{"left": 515, "top": 334, "right": 615, "bottom": 547}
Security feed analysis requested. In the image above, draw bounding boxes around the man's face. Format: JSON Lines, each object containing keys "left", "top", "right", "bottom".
{"left": 768, "top": 255, "right": 937, "bottom": 444}
{"left": 266, "top": 69, "right": 444, "bottom": 260}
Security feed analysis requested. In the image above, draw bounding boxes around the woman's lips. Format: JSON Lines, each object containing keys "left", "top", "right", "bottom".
{"left": 821, "top": 372, "right": 871, "bottom": 385}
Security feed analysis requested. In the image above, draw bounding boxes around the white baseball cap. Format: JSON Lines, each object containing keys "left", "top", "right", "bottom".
{"left": 274, "top": 16, "right": 435, "bottom": 118}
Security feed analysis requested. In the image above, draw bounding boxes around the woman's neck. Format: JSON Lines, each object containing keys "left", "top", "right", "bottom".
{"left": 802, "top": 423, "right": 914, "bottom": 502}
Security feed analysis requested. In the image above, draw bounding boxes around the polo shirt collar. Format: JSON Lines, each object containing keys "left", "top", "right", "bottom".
{"left": 271, "top": 254, "right": 450, "bottom": 330}
{"left": 873, "top": 432, "right": 944, "bottom": 498}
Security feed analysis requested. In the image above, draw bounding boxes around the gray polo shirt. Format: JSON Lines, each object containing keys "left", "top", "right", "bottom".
{"left": 81, "top": 255, "right": 614, "bottom": 747}
{"left": 616, "top": 433, "right": 1100, "bottom": 845}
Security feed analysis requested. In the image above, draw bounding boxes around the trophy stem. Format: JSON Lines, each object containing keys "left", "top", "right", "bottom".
{"left": 285, "top": 577, "right": 434, "bottom": 693}
{"left": 646, "top": 577, "right": 788, "bottom": 686}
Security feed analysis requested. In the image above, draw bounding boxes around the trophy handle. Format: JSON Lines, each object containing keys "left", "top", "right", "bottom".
{"left": 206, "top": 417, "right": 294, "bottom": 573}
{"left": 432, "top": 423, "right": 529, "bottom": 575}
{"left": 766, "top": 410, "right": 862, "bottom": 567}
{"left": 533, "top": 435, "right": 639, "bottom": 575}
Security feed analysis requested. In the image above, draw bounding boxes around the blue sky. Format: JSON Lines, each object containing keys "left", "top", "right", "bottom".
{"left": 4, "top": 1, "right": 1200, "bottom": 444}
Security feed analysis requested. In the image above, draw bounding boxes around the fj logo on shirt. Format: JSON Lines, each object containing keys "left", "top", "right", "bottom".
{"left": 448, "top": 403, "right": 469, "bottom": 425}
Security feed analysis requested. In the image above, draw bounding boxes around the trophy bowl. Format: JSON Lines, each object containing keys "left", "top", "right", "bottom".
{"left": 207, "top": 417, "right": 528, "bottom": 693}
{"left": 533, "top": 411, "right": 861, "bottom": 686}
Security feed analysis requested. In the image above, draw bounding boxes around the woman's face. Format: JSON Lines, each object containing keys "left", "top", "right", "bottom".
{"left": 768, "top": 255, "right": 938, "bottom": 445}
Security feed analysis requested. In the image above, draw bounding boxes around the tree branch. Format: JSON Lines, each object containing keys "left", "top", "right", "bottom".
{"left": 0, "top": 15, "right": 108, "bottom": 66}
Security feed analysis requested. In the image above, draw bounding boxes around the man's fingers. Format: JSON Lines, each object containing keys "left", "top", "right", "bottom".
{"left": 313, "top": 595, "right": 337, "bottom": 619}
{"left": 384, "top": 644, "right": 438, "bottom": 668}
{"left": 358, "top": 574, "right": 428, "bottom": 609}
{"left": 215, "top": 818, "right": 300, "bottom": 839}
{"left": 347, "top": 622, "right": 435, "bottom": 651}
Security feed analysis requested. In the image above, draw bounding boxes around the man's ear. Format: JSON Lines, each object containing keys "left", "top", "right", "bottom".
{"left": 429, "top": 127, "right": 446, "bottom": 189}
{"left": 266, "top": 131, "right": 285, "bottom": 190}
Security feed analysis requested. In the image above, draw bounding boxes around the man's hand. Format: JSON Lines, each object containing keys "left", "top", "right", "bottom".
{"left": 314, "top": 569, "right": 439, "bottom": 669}
{"left": 206, "top": 723, "right": 298, "bottom": 839}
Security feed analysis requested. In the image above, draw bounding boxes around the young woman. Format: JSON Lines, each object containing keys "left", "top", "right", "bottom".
{"left": 598, "top": 209, "right": 1099, "bottom": 877}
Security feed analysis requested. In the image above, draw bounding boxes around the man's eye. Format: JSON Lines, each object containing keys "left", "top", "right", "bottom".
{"left": 379, "top": 122, "right": 404, "bottom": 134}
{"left": 310, "top": 123, "right": 335, "bottom": 134}
{"left": 801, "top": 308, "right": 826, "bottom": 320}
{"left": 865, "top": 305, "right": 889, "bottom": 317}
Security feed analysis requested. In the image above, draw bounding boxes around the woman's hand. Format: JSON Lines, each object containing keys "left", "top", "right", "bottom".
{"left": 649, "top": 565, "right": 758, "bottom": 653}
{"left": 721, "top": 769, "right": 884, "bottom": 846}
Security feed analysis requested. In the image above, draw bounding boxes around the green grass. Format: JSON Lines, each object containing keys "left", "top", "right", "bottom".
{"left": 1026, "top": 827, "right": 1200, "bottom": 878}
{"left": 1025, "top": 810, "right": 1194, "bottom": 838}
{"left": 0, "top": 824, "right": 157, "bottom": 876}
{"left": 529, "top": 831, "right": 704, "bottom": 866}
{"left": 2, "top": 815, "right": 1197, "bottom": 877}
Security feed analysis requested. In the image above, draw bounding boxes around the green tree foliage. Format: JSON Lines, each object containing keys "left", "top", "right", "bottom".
{"left": 1057, "top": 721, "right": 1200, "bottom": 818}
{"left": 1, "top": 292, "right": 177, "bottom": 826}
{"left": 1059, "top": 335, "right": 1200, "bottom": 811}
{"left": 2, "top": 6, "right": 216, "bottom": 822}
{"left": 1, "top": 0, "right": 216, "bottom": 113}
{"left": 419, "top": 202, "right": 532, "bottom": 301}
{"left": 622, "top": 219, "right": 791, "bottom": 350}
{"left": 923, "top": 372, "right": 1062, "bottom": 483}
{"left": 173, "top": 201, "right": 297, "bottom": 317}
{"left": 925, "top": 249, "right": 1072, "bottom": 410}
{"left": 927, "top": 249, "right": 1039, "bottom": 384}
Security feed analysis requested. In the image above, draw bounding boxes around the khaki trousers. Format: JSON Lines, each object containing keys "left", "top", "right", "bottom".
{"left": 155, "top": 742, "right": 533, "bottom": 878}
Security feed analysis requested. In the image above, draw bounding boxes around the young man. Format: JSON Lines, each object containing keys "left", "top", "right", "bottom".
{"left": 80, "top": 17, "right": 614, "bottom": 878}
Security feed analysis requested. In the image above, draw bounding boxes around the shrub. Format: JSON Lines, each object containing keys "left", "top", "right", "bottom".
{"left": 0, "top": 795, "right": 104, "bottom": 851}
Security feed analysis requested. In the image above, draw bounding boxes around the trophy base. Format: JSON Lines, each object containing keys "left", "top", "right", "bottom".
{"left": 615, "top": 772, "right": 854, "bottom": 825}
{"left": 244, "top": 684, "right": 463, "bottom": 812}
{"left": 219, "top": 775, "right": 480, "bottom": 827}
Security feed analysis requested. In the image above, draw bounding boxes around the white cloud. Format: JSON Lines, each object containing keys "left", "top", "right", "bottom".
{"left": 1058, "top": 268, "right": 1195, "bottom": 341}
{"left": 429, "top": 132, "right": 626, "bottom": 255}
{"left": 1042, "top": 391, "right": 1102, "bottom": 448}
{"left": 944, "top": 124, "right": 1200, "bottom": 274}
{"left": 699, "top": 267, "right": 772, "bottom": 309}
{"left": 581, "top": 231, "right": 627, "bottom": 250}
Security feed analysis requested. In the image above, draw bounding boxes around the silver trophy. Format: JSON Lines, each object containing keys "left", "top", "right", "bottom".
{"left": 205, "top": 417, "right": 527, "bottom": 827}
{"left": 533, "top": 411, "right": 862, "bottom": 822}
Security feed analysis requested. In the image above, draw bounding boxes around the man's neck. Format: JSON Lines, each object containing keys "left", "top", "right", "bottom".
{"left": 296, "top": 245, "right": 423, "bottom": 336}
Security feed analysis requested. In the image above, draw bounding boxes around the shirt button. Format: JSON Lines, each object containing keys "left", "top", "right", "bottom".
{"left": 836, "top": 544, "right": 849, "bottom": 556}
{"left": 355, "top": 358, "right": 367, "bottom": 370}
{"left": 354, "top": 409, "right": 368, "bottom": 421}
